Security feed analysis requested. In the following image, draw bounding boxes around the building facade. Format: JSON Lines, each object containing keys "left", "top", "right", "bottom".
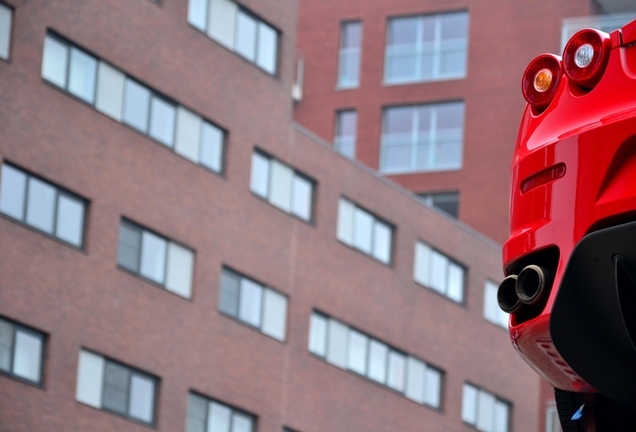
{"left": 0, "top": 0, "right": 542, "bottom": 431}
{"left": 293, "top": 0, "right": 636, "bottom": 430}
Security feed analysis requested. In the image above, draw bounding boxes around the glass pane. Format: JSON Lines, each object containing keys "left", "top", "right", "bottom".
{"left": 367, "top": 339, "right": 388, "bottom": 384}
{"left": 440, "top": 12, "right": 468, "bottom": 40}
{"left": 26, "top": 177, "right": 56, "bottom": 234}
{"left": 385, "top": 106, "right": 414, "bottom": 134}
{"left": 76, "top": 350, "right": 105, "bottom": 408}
{"left": 389, "top": 17, "right": 418, "bottom": 45}
{"left": 256, "top": 22, "right": 277, "bottom": 74}
{"left": 437, "top": 103, "right": 464, "bottom": 130}
{"left": 336, "top": 198, "right": 354, "bottom": 245}
{"left": 462, "top": 384, "right": 478, "bottom": 424}
{"left": 447, "top": 262, "right": 464, "bottom": 302}
{"left": 372, "top": 221, "right": 391, "bottom": 263}
{"left": 0, "top": 164, "right": 27, "bottom": 220}
{"left": 231, "top": 413, "right": 253, "bottom": 432}
{"left": 140, "top": 231, "right": 168, "bottom": 284}
{"left": 440, "top": 49, "right": 466, "bottom": 77}
{"left": 477, "top": 390, "right": 496, "bottom": 431}
{"left": 386, "top": 54, "right": 416, "bottom": 82}
{"left": 430, "top": 250, "right": 448, "bottom": 293}
{"left": 95, "top": 61, "right": 125, "bottom": 121}
{"left": 238, "top": 277, "right": 263, "bottom": 327}
{"left": 118, "top": 221, "right": 142, "bottom": 273}
{"left": 200, "top": 122, "right": 224, "bottom": 172}
{"left": 405, "top": 357, "right": 425, "bottom": 403}
{"left": 122, "top": 79, "right": 151, "bottom": 132}
{"left": 56, "top": 194, "right": 85, "bottom": 247}
{"left": 68, "top": 47, "right": 97, "bottom": 104}
{"left": 208, "top": 401, "right": 232, "bottom": 432}
{"left": 250, "top": 153, "right": 270, "bottom": 198}
{"left": 175, "top": 107, "right": 201, "bottom": 163}
{"left": 13, "top": 330, "right": 42, "bottom": 382}
{"left": 235, "top": 11, "right": 257, "bottom": 62}
{"left": 149, "top": 96, "right": 176, "bottom": 147}
{"left": 186, "top": 393, "right": 207, "bottom": 432}
{"left": 352, "top": 207, "right": 373, "bottom": 254}
{"left": 424, "top": 368, "right": 442, "bottom": 408}
{"left": 343, "top": 22, "right": 361, "bottom": 48}
{"left": 308, "top": 313, "right": 327, "bottom": 357}
{"left": 219, "top": 269, "right": 241, "bottom": 318}
{"left": 420, "top": 15, "right": 436, "bottom": 43}
{"left": 129, "top": 374, "right": 155, "bottom": 423}
{"left": 434, "top": 139, "right": 462, "bottom": 170}
{"left": 346, "top": 329, "right": 368, "bottom": 375}
{"left": 0, "top": 4, "right": 11, "bottom": 60}
{"left": 261, "top": 289, "right": 288, "bottom": 341}
{"left": 414, "top": 242, "right": 431, "bottom": 286}
{"left": 382, "top": 143, "right": 411, "bottom": 172}
{"left": 269, "top": 160, "right": 293, "bottom": 212}
{"left": 42, "top": 36, "right": 69, "bottom": 88}
{"left": 337, "top": 111, "right": 357, "bottom": 138}
{"left": 187, "top": 0, "right": 208, "bottom": 31}
{"left": 494, "top": 400, "right": 509, "bottom": 432}
{"left": 103, "top": 362, "right": 130, "bottom": 415}
{"left": 326, "top": 318, "right": 348, "bottom": 369}
{"left": 387, "top": 350, "right": 406, "bottom": 392}
{"left": 165, "top": 242, "right": 194, "bottom": 298}
{"left": 0, "top": 319, "right": 12, "bottom": 372}
{"left": 291, "top": 176, "right": 312, "bottom": 221}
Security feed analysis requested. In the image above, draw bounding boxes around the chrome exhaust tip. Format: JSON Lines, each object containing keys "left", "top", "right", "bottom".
{"left": 497, "top": 275, "right": 521, "bottom": 314}
{"left": 517, "top": 265, "right": 553, "bottom": 305}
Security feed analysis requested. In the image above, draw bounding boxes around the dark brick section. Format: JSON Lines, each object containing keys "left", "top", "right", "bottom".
{"left": 1, "top": 0, "right": 538, "bottom": 431}
{"left": 293, "top": 0, "right": 596, "bottom": 244}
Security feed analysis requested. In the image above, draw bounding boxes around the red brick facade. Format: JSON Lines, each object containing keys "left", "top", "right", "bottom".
{"left": 1, "top": 0, "right": 539, "bottom": 431}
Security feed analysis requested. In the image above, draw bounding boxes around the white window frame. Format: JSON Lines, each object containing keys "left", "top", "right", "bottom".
{"left": 414, "top": 240, "right": 465, "bottom": 303}
{"left": 219, "top": 267, "right": 288, "bottom": 341}
{"left": 187, "top": 0, "right": 279, "bottom": 75}
{"left": 250, "top": 150, "right": 315, "bottom": 222}
{"left": 484, "top": 280, "right": 509, "bottom": 328}
{"left": 337, "top": 198, "right": 393, "bottom": 265}
{"left": 117, "top": 219, "right": 195, "bottom": 299}
{"left": 308, "top": 311, "right": 443, "bottom": 409}
{"left": 462, "top": 383, "right": 511, "bottom": 432}
{"left": 41, "top": 31, "right": 226, "bottom": 174}
{"left": 0, "top": 162, "right": 88, "bottom": 248}
{"left": 380, "top": 102, "right": 464, "bottom": 174}
{"left": 384, "top": 11, "right": 468, "bottom": 84}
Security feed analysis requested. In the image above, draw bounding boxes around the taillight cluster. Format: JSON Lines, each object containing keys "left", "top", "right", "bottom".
{"left": 522, "top": 29, "right": 612, "bottom": 110}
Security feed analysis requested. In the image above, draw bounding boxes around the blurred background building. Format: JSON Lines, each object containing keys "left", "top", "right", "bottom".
{"left": 0, "top": 0, "right": 633, "bottom": 431}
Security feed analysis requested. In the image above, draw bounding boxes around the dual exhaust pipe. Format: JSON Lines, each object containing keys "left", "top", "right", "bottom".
{"left": 497, "top": 265, "right": 554, "bottom": 314}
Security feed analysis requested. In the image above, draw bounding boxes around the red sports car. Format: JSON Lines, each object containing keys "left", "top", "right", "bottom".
{"left": 498, "top": 18, "right": 636, "bottom": 430}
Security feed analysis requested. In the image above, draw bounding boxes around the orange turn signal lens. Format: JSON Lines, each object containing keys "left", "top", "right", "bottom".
{"left": 533, "top": 68, "right": 553, "bottom": 92}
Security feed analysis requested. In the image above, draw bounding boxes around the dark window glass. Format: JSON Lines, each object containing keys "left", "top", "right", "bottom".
{"left": 219, "top": 269, "right": 241, "bottom": 317}
{"left": 103, "top": 361, "right": 131, "bottom": 415}
{"left": 117, "top": 221, "right": 142, "bottom": 273}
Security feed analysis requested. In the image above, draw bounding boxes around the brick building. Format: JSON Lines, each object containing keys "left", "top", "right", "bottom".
{"left": 293, "top": 0, "right": 636, "bottom": 430}
{"left": 0, "top": 0, "right": 546, "bottom": 431}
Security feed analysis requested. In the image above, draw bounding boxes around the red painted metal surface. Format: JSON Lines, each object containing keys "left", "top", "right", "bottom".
{"left": 504, "top": 21, "right": 636, "bottom": 392}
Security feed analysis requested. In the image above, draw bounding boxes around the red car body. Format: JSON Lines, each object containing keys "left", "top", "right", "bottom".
{"left": 503, "top": 18, "right": 636, "bottom": 407}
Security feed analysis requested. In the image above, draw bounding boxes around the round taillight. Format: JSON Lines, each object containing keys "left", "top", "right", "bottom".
{"left": 563, "top": 29, "right": 611, "bottom": 88}
{"left": 522, "top": 54, "right": 562, "bottom": 109}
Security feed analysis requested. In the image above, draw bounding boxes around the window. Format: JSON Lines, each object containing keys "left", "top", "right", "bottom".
{"left": 414, "top": 241, "right": 465, "bottom": 303}
{"left": 0, "top": 3, "right": 12, "bottom": 61}
{"left": 187, "top": 0, "right": 279, "bottom": 75}
{"left": 546, "top": 403, "right": 562, "bottom": 432}
{"left": 334, "top": 110, "right": 357, "bottom": 159}
{"left": 484, "top": 281, "right": 508, "bottom": 328}
{"left": 380, "top": 102, "right": 464, "bottom": 173}
{"left": 41, "top": 32, "right": 225, "bottom": 173}
{"left": 309, "top": 311, "right": 443, "bottom": 408}
{"left": 0, "top": 163, "right": 87, "bottom": 248}
{"left": 187, "top": 392, "right": 256, "bottom": 432}
{"left": 337, "top": 21, "right": 362, "bottom": 88}
{"left": 337, "top": 198, "right": 393, "bottom": 264}
{"left": 462, "top": 384, "right": 510, "bottom": 432}
{"left": 219, "top": 267, "right": 288, "bottom": 341}
{"left": 418, "top": 191, "right": 459, "bottom": 218}
{"left": 0, "top": 317, "right": 45, "bottom": 385}
{"left": 384, "top": 11, "right": 468, "bottom": 84}
{"left": 76, "top": 350, "right": 157, "bottom": 425}
{"left": 250, "top": 150, "right": 315, "bottom": 222}
{"left": 117, "top": 219, "right": 194, "bottom": 299}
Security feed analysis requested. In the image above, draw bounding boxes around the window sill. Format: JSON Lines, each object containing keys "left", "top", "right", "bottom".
{"left": 116, "top": 265, "right": 193, "bottom": 301}
{"left": 413, "top": 279, "right": 466, "bottom": 307}
{"left": 0, "top": 213, "right": 87, "bottom": 253}
{"left": 0, "top": 370, "right": 45, "bottom": 390}
{"left": 379, "top": 166, "right": 462, "bottom": 176}
{"left": 218, "top": 310, "right": 287, "bottom": 344}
